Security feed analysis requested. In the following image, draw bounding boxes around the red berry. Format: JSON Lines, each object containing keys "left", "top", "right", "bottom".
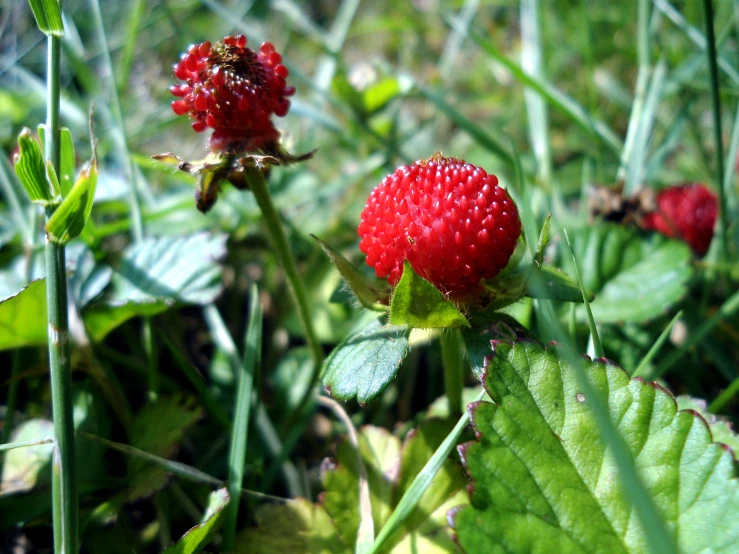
{"left": 358, "top": 155, "right": 522, "bottom": 297}
{"left": 170, "top": 35, "right": 294, "bottom": 152}
{"left": 642, "top": 183, "right": 717, "bottom": 256}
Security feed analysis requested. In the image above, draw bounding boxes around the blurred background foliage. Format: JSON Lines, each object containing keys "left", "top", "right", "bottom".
{"left": 0, "top": 0, "right": 737, "bottom": 551}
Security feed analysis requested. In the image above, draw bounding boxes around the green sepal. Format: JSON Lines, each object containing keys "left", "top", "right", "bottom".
{"left": 312, "top": 235, "right": 390, "bottom": 312}
{"left": 389, "top": 261, "right": 469, "bottom": 329}
{"left": 14, "top": 128, "right": 59, "bottom": 207}
{"left": 46, "top": 157, "right": 98, "bottom": 245}
{"left": 28, "top": 0, "right": 64, "bottom": 37}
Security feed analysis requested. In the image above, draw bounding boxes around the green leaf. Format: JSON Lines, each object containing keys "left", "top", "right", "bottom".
{"left": 361, "top": 77, "right": 402, "bottom": 114}
{"left": 675, "top": 396, "right": 739, "bottom": 459}
{"left": 0, "top": 419, "right": 53, "bottom": 493}
{"left": 482, "top": 265, "right": 589, "bottom": 311}
{"left": 321, "top": 318, "right": 410, "bottom": 405}
{"left": 162, "top": 488, "right": 230, "bottom": 554}
{"left": 106, "top": 233, "right": 227, "bottom": 305}
{"left": 27, "top": 0, "right": 64, "bottom": 36}
{"left": 313, "top": 234, "right": 389, "bottom": 311}
{"left": 451, "top": 337, "right": 739, "bottom": 553}
{"left": 127, "top": 395, "right": 202, "bottom": 500}
{"left": 13, "top": 128, "right": 58, "bottom": 206}
{"left": 565, "top": 223, "right": 692, "bottom": 323}
{"left": 0, "top": 279, "right": 47, "bottom": 351}
{"left": 236, "top": 498, "right": 346, "bottom": 554}
{"left": 83, "top": 301, "right": 169, "bottom": 343}
{"left": 46, "top": 157, "right": 98, "bottom": 244}
{"left": 241, "top": 423, "right": 467, "bottom": 553}
{"left": 389, "top": 261, "right": 468, "bottom": 329}
{"left": 461, "top": 314, "right": 528, "bottom": 378}
{"left": 528, "top": 265, "right": 590, "bottom": 302}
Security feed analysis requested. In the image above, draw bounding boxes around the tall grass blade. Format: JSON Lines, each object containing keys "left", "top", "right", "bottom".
{"left": 624, "top": 58, "right": 666, "bottom": 195}
{"left": 223, "top": 285, "right": 263, "bottom": 551}
{"left": 563, "top": 229, "right": 604, "bottom": 358}
{"left": 463, "top": 24, "right": 623, "bottom": 155}
{"left": 632, "top": 310, "right": 683, "bottom": 378}
{"left": 702, "top": 0, "right": 730, "bottom": 261}
{"left": 366, "top": 389, "right": 487, "bottom": 554}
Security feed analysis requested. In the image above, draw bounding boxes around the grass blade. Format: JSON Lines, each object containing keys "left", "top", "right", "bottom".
{"left": 526, "top": 278, "right": 678, "bottom": 554}
{"left": 702, "top": 0, "right": 729, "bottom": 262}
{"left": 563, "top": 229, "right": 604, "bottom": 358}
{"left": 654, "top": 0, "right": 739, "bottom": 85}
{"left": 223, "top": 285, "right": 263, "bottom": 551}
{"left": 366, "top": 389, "right": 486, "bottom": 554}
{"left": 520, "top": 0, "right": 553, "bottom": 188}
{"left": 463, "top": 24, "right": 623, "bottom": 155}
{"left": 632, "top": 310, "right": 683, "bottom": 378}
{"left": 318, "top": 395, "right": 375, "bottom": 553}
{"left": 623, "top": 58, "right": 667, "bottom": 195}
{"left": 649, "top": 289, "right": 739, "bottom": 379}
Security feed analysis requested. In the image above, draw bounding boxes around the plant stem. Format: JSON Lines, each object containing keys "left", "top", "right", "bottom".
{"left": 244, "top": 167, "right": 324, "bottom": 423}
{"left": 44, "top": 21, "right": 79, "bottom": 553}
{"left": 440, "top": 329, "right": 464, "bottom": 417}
{"left": 703, "top": 0, "right": 729, "bottom": 262}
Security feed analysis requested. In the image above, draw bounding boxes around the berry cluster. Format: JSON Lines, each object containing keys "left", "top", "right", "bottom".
{"left": 642, "top": 183, "right": 717, "bottom": 256}
{"left": 358, "top": 155, "right": 521, "bottom": 297}
{"left": 171, "top": 35, "right": 294, "bottom": 152}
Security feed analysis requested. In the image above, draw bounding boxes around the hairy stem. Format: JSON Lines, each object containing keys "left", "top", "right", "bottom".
{"left": 440, "top": 328, "right": 464, "bottom": 417}
{"left": 244, "top": 167, "right": 324, "bottom": 425}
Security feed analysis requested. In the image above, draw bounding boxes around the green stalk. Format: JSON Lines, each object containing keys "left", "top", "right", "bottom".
{"left": 440, "top": 329, "right": 464, "bottom": 417}
{"left": 223, "top": 285, "right": 262, "bottom": 552}
{"left": 244, "top": 167, "right": 323, "bottom": 423}
{"left": 702, "top": 0, "right": 729, "bottom": 262}
{"left": 44, "top": 18, "right": 79, "bottom": 552}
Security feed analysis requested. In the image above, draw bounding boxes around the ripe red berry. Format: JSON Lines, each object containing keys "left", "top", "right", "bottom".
{"left": 170, "top": 35, "right": 295, "bottom": 152}
{"left": 642, "top": 183, "right": 717, "bottom": 256}
{"left": 358, "top": 155, "right": 521, "bottom": 297}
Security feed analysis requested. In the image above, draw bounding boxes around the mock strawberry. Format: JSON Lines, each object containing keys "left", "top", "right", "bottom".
{"left": 358, "top": 155, "right": 521, "bottom": 297}
{"left": 642, "top": 183, "right": 717, "bottom": 255}
{"left": 171, "top": 35, "right": 295, "bottom": 153}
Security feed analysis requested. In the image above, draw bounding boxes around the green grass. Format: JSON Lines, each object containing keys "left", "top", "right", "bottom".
{"left": 0, "top": 1, "right": 737, "bottom": 552}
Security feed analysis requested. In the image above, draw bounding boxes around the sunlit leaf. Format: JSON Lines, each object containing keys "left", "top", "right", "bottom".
{"left": 451, "top": 336, "right": 739, "bottom": 553}
{"left": 0, "top": 279, "right": 46, "bottom": 351}
{"left": 322, "top": 318, "right": 410, "bottom": 405}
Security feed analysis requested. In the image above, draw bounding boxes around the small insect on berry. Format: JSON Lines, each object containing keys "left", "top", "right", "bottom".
{"left": 358, "top": 154, "right": 521, "bottom": 299}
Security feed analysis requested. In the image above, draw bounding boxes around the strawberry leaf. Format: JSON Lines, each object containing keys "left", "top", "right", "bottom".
{"left": 389, "top": 261, "right": 469, "bottom": 329}
{"left": 451, "top": 336, "right": 739, "bottom": 553}
{"left": 240, "top": 422, "right": 467, "bottom": 553}
{"left": 564, "top": 223, "right": 692, "bottom": 322}
{"left": 321, "top": 317, "right": 410, "bottom": 405}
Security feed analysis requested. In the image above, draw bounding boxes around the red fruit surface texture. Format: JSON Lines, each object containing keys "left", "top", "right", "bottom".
{"left": 358, "top": 156, "right": 522, "bottom": 296}
{"left": 171, "top": 35, "right": 295, "bottom": 152}
{"left": 642, "top": 183, "right": 717, "bottom": 256}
